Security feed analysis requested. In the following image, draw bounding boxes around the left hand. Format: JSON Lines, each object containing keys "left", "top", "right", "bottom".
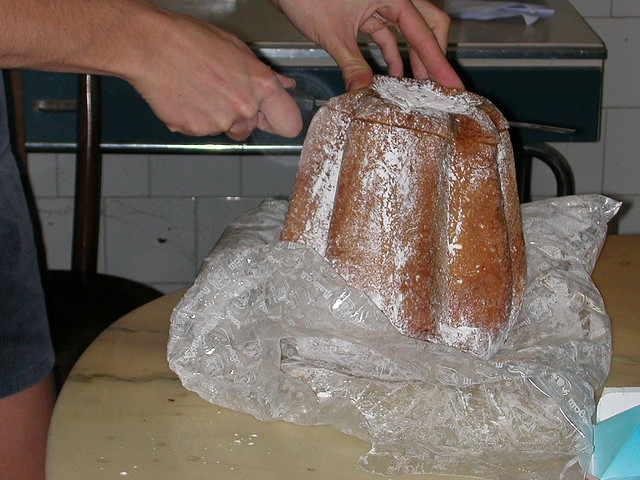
{"left": 271, "top": 0, "right": 464, "bottom": 90}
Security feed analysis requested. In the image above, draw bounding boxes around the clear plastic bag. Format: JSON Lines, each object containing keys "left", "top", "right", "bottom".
{"left": 168, "top": 195, "right": 620, "bottom": 479}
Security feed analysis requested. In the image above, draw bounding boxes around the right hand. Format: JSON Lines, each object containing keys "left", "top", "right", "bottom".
{"left": 123, "top": 7, "right": 303, "bottom": 140}
{"left": 270, "top": 0, "right": 463, "bottom": 91}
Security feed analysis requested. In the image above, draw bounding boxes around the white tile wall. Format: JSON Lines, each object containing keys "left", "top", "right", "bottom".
{"left": 102, "top": 154, "right": 149, "bottom": 197}
{"left": 565, "top": 0, "right": 640, "bottom": 234}
{"left": 56, "top": 153, "right": 76, "bottom": 196}
{"left": 603, "top": 108, "right": 640, "bottom": 196}
{"left": 103, "top": 197, "right": 197, "bottom": 287}
{"left": 569, "top": 0, "right": 611, "bottom": 17}
{"left": 195, "top": 196, "right": 264, "bottom": 262}
{"left": 150, "top": 154, "right": 241, "bottom": 197}
{"left": 26, "top": 153, "right": 56, "bottom": 196}
{"left": 240, "top": 155, "right": 300, "bottom": 196}
{"left": 529, "top": 129, "right": 606, "bottom": 197}
{"left": 24, "top": 0, "right": 640, "bottom": 291}
{"left": 587, "top": 18, "right": 640, "bottom": 108}
{"left": 608, "top": 195, "right": 640, "bottom": 234}
{"left": 26, "top": 151, "right": 298, "bottom": 292}
{"left": 35, "top": 197, "right": 75, "bottom": 270}
{"left": 612, "top": 1, "right": 640, "bottom": 17}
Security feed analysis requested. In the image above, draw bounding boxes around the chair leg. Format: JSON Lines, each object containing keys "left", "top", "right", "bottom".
{"left": 515, "top": 152, "right": 533, "bottom": 203}
{"left": 7, "top": 70, "right": 28, "bottom": 167}
{"left": 523, "top": 143, "right": 575, "bottom": 197}
{"left": 72, "top": 74, "right": 102, "bottom": 273}
{"left": 8, "top": 71, "right": 162, "bottom": 383}
{"left": 515, "top": 142, "right": 576, "bottom": 202}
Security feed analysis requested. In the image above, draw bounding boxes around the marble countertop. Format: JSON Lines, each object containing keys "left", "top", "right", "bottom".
{"left": 591, "top": 235, "right": 640, "bottom": 390}
{"left": 46, "top": 235, "right": 640, "bottom": 480}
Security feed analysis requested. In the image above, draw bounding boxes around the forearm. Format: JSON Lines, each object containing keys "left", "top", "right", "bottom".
{"left": 0, "top": 0, "right": 165, "bottom": 80}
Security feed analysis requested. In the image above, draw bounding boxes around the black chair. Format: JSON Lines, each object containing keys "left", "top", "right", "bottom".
{"left": 514, "top": 142, "right": 576, "bottom": 203}
{"left": 7, "top": 71, "right": 161, "bottom": 386}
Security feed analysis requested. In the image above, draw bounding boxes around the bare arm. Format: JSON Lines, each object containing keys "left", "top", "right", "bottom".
{"left": 0, "top": 0, "right": 302, "bottom": 140}
{"left": 1, "top": 0, "right": 462, "bottom": 140}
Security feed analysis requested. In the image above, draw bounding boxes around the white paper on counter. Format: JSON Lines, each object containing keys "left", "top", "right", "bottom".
{"left": 168, "top": 195, "right": 620, "bottom": 480}
{"left": 597, "top": 387, "right": 640, "bottom": 422}
{"left": 445, "top": 0, "right": 555, "bottom": 25}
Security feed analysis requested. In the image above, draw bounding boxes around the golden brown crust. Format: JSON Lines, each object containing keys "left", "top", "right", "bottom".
{"left": 280, "top": 89, "right": 369, "bottom": 254}
{"left": 281, "top": 76, "right": 526, "bottom": 357}
{"left": 477, "top": 103, "right": 528, "bottom": 331}
{"left": 326, "top": 103, "right": 446, "bottom": 338}
{"left": 439, "top": 114, "right": 512, "bottom": 352}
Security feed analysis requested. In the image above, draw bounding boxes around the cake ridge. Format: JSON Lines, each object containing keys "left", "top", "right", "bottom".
{"left": 281, "top": 76, "right": 526, "bottom": 358}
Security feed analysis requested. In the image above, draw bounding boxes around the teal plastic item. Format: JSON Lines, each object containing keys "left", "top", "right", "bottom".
{"left": 591, "top": 404, "right": 640, "bottom": 480}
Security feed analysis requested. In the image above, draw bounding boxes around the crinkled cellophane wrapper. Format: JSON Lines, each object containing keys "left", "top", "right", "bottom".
{"left": 168, "top": 195, "right": 620, "bottom": 480}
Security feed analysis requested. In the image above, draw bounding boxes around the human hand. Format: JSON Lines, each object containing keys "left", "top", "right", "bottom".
{"left": 270, "top": 0, "right": 463, "bottom": 90}
{"left": 124, "top": 8, "right": 303, "bottom": 140}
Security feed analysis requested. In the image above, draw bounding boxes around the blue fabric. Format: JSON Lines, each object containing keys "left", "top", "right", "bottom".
{"left": 0, "top": 73, "right": 55, "bottom": 398}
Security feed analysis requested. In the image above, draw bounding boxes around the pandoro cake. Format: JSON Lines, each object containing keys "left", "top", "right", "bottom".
{"left": 281, "top": 75, "right": 526, "bottom": 358}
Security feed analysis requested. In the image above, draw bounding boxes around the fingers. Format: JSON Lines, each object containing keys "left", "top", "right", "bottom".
{"left": 256, "top": 83, "right": 303, "bottom": 138}
{"left": 225, "top": 79, "right": 302, "bottom": 140}
{"left": 324, "top": 35, "right": 375, "bottom": 91}
{"left": 408, "top": 47, "right": 428, "bottom": 79}
{"left": 164, "top": 76, "right": 302, "bottom": 140}
{"left": 368, "top": 27, "right": 405, "bottom": 77}
{"left": 410, "top": 0, "right": 451, "bottom": 54}
{"left": 129, "top": 10, "right": 304, "bottom": 141}
{"left": 337, "top": 14, "right": 404, "bottom": 88}
{"left": 392, "top": 4, "right": 464, "bottom": 88}
{"left": 225, "top": 117, "right": 258, "bottom": 141}
{"left": 358, "top": 1, "right": 463, "bottom": 89}
{"left": 275, "top": 72, "right": 297, "bottom": 90}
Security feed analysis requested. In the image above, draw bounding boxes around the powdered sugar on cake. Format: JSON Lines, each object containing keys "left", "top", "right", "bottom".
{"left": 281, "top": 76, "right": 526, "bottom": 358}
{"left": 372, "top": 76, "right": 475, "bottom": 117}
